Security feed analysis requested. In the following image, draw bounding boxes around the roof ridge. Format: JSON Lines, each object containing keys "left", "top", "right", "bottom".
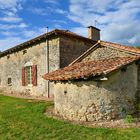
{"left": 100, "top": 40, "right": 140, "bottom": 55}
{"left": 0, "top": 29, "right": 94, "bottom": 57}
{"left": 99, "top": 40, "right": 132, "bottom": 47}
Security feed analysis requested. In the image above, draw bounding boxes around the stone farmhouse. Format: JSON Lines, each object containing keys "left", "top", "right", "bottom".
{"left": 0, "top": 26, "right": 100, "bottom": 97}
{"left": 43, "top": 39, "right": 140, "bottom": 121}
{"left": 1, "top": 24, "right": 140, "bottom": 121}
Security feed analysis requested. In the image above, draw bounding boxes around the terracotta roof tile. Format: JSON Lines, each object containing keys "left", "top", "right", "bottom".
{"left": 43, "top": 57, "right": 140, "bottom": 81}
{"left": 70, "top": 41, "right": 140, "bottom": 65}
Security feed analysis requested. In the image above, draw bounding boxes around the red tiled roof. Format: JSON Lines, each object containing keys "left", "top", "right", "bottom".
{"left": 43, "top": 57, "right": 139, "bottom": 81}
{"left": 70, "top": 41, "right": 140, "bottom": 65}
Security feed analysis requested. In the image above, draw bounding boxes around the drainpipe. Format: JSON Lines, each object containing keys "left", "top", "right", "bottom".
{"left": 136, "top": 60, "right": 140, "bottom": 115}
{"left": 45, "top": 27, "right": 50, "bottom": 98}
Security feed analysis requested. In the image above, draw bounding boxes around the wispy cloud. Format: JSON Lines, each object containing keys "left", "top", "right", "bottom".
{"left": 0, "top": 27, "right": 46, "bottom": 51}
{"left": 0, "top": 0, "right": 25, "bottom": 13}
{"left": 22, "top": 27, "right": 46, "bottom": 38}
{"left": 0, "top": 0, "right": 48, "bottom": 51}
{"left": 0, "top": 16, "right": 23, "bottom": 23}
{"left": 30, "top": 7, "right": 48, "bottom": 16}
{"left": 0, "top": 0, "right": 26, "bottom": 24}
{"left": 0, "top": 37, "right": 26, "bottom": 51}
{"left": 29, "top": 6, "right": 67, "bottom": 16}
{"left": 0, "top": 23, "right": 28, "bottom": 30}
{"left": 0, "top": 31, "right": 18, "bottom": 36}
{"left": 68, "top": 0, "right": 140, "bottom": 46}
{"left": 0, "top": 0, "right": 29, "bottom": 51}
{"left": 48, "top": 19, "right": 67, "bottom": 24}
{"left": 55, "top": 8, "right": 67, "bottom": 14}
{"left": 1, "top": 0, "right": 140, "bottom": 52}
{"left": 44, "top": 0, "right": 58, "bottom": 5}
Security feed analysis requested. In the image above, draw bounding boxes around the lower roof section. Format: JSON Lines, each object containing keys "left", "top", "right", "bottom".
{"left": 43, "top": 56, "right": 140, "bottom": 81}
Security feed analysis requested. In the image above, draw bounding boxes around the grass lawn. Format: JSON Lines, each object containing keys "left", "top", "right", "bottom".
{"left": 0, "top": 95, "right": 140, "bottom": 140}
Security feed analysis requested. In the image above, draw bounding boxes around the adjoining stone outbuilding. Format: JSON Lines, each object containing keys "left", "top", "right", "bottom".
{"left": 43, "top": 41, "right": 140, "bottom": 121}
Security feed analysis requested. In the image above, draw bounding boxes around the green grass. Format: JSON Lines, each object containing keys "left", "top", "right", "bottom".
{"left": 0, "top": 95, "right": 140, "bottom": 140}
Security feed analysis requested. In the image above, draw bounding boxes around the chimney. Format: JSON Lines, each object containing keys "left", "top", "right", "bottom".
{"left": 88, "top": 26, "right": 100, "bottom": 41}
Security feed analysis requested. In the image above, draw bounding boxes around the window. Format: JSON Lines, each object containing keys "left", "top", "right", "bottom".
{"left": 26, "top": 66, "right": 32, "bottom": 85}
{"left": 8, "top": 77, "right": 12, "bottom": 86}
{"left": 23, "top": 50, "right": 27, "bottom": 55}
{"left": 22, "top": 65, "right": 37, "bottom": 86}
{"left": 7, "top": 55, "right": 10, "bottom": 59}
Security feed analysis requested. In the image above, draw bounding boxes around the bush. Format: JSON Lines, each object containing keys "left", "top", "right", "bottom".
{"left": 138, "top": 104, "right": 140, "bottom": 111}
{"left": 124, "top": 115, "right": 134, "bottom": 123}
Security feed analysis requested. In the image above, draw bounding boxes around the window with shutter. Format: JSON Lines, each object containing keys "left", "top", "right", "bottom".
{"left": 22, "top": 65, "right": 37, "bottom": 86}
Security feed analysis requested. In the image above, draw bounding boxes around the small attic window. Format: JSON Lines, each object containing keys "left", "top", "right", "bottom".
{"left": 7, "top": 55, "right": 10, "bottom": 59}
{"left": 121, "top": 67, "right": 127, "bottom": 72}
{"left": 23, "top": 50, "right": 27, "bottom": 55}
{"left": 64, "top": 90, "right": 67, "bottom": 95}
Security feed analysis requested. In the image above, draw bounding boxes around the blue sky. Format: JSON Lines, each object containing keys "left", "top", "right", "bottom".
{"left": 0, "top": 0, "right": 140, "bottom": 51}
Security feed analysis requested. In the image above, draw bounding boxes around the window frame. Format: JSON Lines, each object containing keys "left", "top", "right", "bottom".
{"left": 8, "top": 77, "right": 12, "bottom": 86}
{"left": 25, "top": 66, "right": 33, "bottom": 86}
{"left": 22, "top": 64, "right": 37, "bottom": 87}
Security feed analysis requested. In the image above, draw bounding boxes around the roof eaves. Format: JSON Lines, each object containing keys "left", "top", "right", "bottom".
{"left": 43, "top": 56, "right": 140, "bottom": 81}
{"left": 0, "top": 30, "right": 57, "bottom": 57}
{"left": 104, "top": 57, "right": 140, "bottom": 76}
{"left": 56, "top": 29, "right": 95, "bottom": 43}
{"left": 0, "top": 29, "right": 95, "bottom": 57}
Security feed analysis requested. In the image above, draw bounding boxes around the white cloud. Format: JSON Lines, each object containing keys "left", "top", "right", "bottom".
{"left": 0, "top": 31, "right": 18, "bottom": 36}
{"left": 22, "top": 28, "right": 45, "bottom": 38}
{"left": 0, "top": 27, "right": 46, "bottom": 51}
{"left": 18, "top": 23, "right": 28, "bottom": 28}
{"left": 0, "top": 0, "right": 26, "bottom": 24}
{"left": 44, "top": 0, "right": 58, "bottom": 5}
{"left": 0, "top": 16, "right": 22, "bottom": 23}
{"left": 0, "top": 37, "right": 26, "bottom": 51}
{"left": 0, "top": 0, "right": 47, "bottom": 51}
{"left": 0, "top": 0, "right": 25, "bottom": 13}
{"left": 0, "top": 23, "right": 26, "bottom": 30}
{"left": 71, "top": 27, "right": 87, "bottom": 37}
{"left": 68, "top": 0, "right": 140, "bottom": 46}
{"left": 55, "top": 8, "right": 67, "bottom": 14}
{"left": 49, "top": 19, "right": 67, "bottom": 24}
{"left": 30, "top": 8, "right": 48, "bottom": 16}
{"left": 29, "top": 6, "right": 67, "bottom": 16}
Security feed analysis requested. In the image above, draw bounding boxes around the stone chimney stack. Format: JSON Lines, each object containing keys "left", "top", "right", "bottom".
{"left": 88, "top": 26, "right": 100, "bottom": 41}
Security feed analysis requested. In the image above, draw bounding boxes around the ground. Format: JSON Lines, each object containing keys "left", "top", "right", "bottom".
{"left": 0, "top": 95, "right": 140, "bottom": 140}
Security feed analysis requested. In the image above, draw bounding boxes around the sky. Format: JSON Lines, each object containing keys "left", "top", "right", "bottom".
{"left": 0, "top": 0, "right": 140, "bottom": 51}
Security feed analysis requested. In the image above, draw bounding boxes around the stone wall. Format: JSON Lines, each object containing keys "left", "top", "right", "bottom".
{"left": 82, "top": 46, "right": 135, "bottom": 62}
{"left": 60, "top": 36, "right": 93, "bottom": 67}
{"left": 54, "top": 63, "right": 138, "bottom": 121}
{"left": 136, "top": 61, "right": 140, "bottom": 104}
{"left": 0, "top": 37, "right": 60, "bottom": 97}
{"left": 0, "top": 35, "right": 94, "bottom": 98}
